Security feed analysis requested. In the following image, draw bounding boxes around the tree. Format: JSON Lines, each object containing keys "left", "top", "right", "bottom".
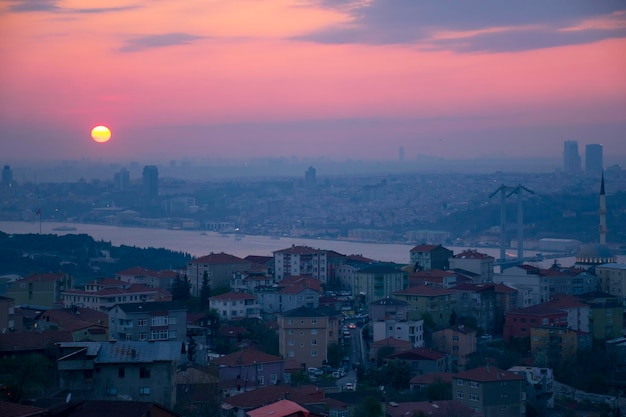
{"left": 200, "top": 271, "right": 211, "bottom": 308}
{"left": 327, "top": 342, "right": 342, "bottom": 368}
{"left": 354, "top": 396, "right": 383, "bottom": 417}
{"left": 0, "top": 354, "right": 50, "bottom": 402}
{"left": 187, "top": 336, "right": 198, "bottom": 363}
{"left": 172, "top": 274, "right": 192, "bottom": 301}
{"left": 426, "top": 377, "right": 452, "bottom": 401}
{"left": 376, "top": 346, "right": 395, "bottom": 367}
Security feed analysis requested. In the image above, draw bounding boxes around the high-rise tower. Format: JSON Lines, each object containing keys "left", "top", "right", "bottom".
{"left": 563, "top": 141, "right": 581, "bottom": 174}
{"left": 142, "top": 165, "right": 159, "bottom": 198}
{"left": 585, "top": 144, "right": 603, "bottom": 174}
{"left": 600, "top": 172, "right": 606, "bottom": 245}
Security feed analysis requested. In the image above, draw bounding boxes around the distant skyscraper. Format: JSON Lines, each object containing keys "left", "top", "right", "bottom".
{"left": 399, "top": 147, "right": 405, "bottom": 161}
{"left": 1, "top": 165, "right": 13, "bottom": 186}
{"left": 305, "top": 166, "right": 316, "bottom": 188}
{"left": 585, "top": 144, "right": 603, "bottom": 174}
{"left": 563, "top": 141, "right": 581, "bottom": 174}
{"left": 114, "top": 168, "right": 130, "bottom": 191}
{"left": 142, "top": 165, "right": 159, "bottom": 198}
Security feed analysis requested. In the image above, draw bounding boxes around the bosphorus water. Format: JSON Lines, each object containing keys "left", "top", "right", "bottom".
{"left": 1, "top": 221, "right": 620, "bottom": 267}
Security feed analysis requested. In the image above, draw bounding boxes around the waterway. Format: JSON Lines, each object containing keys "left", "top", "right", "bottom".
{"left": 1, "top": 221, "right": 621, "bottom": 267}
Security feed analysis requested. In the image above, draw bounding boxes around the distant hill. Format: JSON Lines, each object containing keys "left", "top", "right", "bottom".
{"left": 0, "top": 232, "right": 191, "bottom": 279}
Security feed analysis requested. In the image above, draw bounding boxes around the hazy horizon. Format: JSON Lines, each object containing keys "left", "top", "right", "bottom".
{"left": 1, "top": 1, "right": 625, "bottom": 162}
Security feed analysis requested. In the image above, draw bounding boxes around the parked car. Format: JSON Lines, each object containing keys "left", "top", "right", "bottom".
{"left": 481, "top": 334, "right": 492, "bottom": 340}
{"left": 308, "top": 367, "right": 323, "bottom": 376}
{"left": 344, "top": 382, "right": 356, "bottom": 391}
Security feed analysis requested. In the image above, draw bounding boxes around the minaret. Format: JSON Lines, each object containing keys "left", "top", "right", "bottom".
{"left": 599, "top": 172, "right": 606, "bottom": 245}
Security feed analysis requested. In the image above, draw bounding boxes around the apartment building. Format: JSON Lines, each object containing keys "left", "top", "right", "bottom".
{"left": 273, "top": 246, "right": 328, "bottom": 283}
{"left": 353, "top": 264, "right": 408, "bottom": 305}
{"left": 596, "top": 263, "right": 626, "bottom": 305}
{"left": 115, "top": 267, "right": 178, "bottom": 290}
{"left": 453, "top": 366, "right": 525, "bottom": 417}
{"left": 187, "top": 252, "right": 251, "bottom": 295}
{"left": 432, "top": 324, "right": 477, "bottom": 371}
{"left": 108, "top": 301, "right": 187, "bottom": 342}
{"left": 449, "top": 250, "right": 494, "bottom": 283}
{"left": 209, "top": 291, "right": 260, "bottom": 320}
{"left": 277, "top": 307, "right": 341, "bottom": 369}
{"left": 393, "top": 286, "right": 456, "bottom": 329}
{"left": 4, "top": 273, "right": 72, "bottom": 308}
{"left": 409, "top": 244, "right": 454, "bottom": 270}
{"left": 62, "top": 278, "right": 167, "bottom": 312}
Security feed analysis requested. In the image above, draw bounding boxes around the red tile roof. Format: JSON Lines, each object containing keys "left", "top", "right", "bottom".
{"left": 507, "top": 304, "right": 568, "bottom": 316}
{"left": 410, "top": 372, "right": 454, "bottom": 385}
{"left": 212, "top": 348, "right": 282, "bottom": 366}
{"left": 386, "top": 347, "right": 447, "bottom": 361}
{"left": 191, "top": 252, "right": 248, "bottom": 265}
{"left": 455, "top": 366, "right": 524, "bottom": 382}
{"left": 454, "top": 250, "right": 493, "bottom": 260}
{"left": 273, "top": 245, "right": 324, "bottom": 255}
{"left": 0, "top": 330, "right": 73, "bottom": 352}
{"left": 410, "top": 244, "right": 441, "bottom": 252}
{"left": 210, "top": 291, "right": 256, "bottom": 301}
{"left": 545, "top": 294, "right": 588, "bottom": 309}
{"left": 222, "top": 385, "right": 322, "bottom": 409}
{"left": 247, "top": 399, "right": 309, "bottom": 417}
{"left": 21, "top": 273, "right": 65, "bottom": 283}
{"left": 371, "top": 337, "right": 413, "bottom": 348}
{"left": 346, "top": 254, "right": 375, "bottom": 263}
{"left": 394, "top": 286, "right": 455, "bottom": 297}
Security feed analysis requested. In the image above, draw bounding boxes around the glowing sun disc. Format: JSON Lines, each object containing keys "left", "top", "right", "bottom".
{"left": 91, "top": 125, "right": 112, "bottom": 143}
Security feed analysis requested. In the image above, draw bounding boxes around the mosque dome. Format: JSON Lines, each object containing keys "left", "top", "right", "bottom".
{"left": 575, "top": 243, "right": 617, "bottom": 265}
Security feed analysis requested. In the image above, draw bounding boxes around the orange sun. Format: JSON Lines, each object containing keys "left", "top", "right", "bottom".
{"left": 91, "top": 125, "right": 112, "bottom": 143}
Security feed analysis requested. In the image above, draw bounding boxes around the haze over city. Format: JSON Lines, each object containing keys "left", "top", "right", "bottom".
{"left": 1, "top": 1, "right": 625, "bottom": 163}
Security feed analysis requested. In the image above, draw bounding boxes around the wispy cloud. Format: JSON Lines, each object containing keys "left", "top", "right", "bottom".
{"left": 299, "top": 0, "right": 626, "bottom": 51}
{"left": 3, "top": 0, "right": 138, "bottom": 14}
{"left": 119, "top": 32, "right": 205, "bottom": 52}
{"left": 4, "top": 0, "right": 60, "bottom": 13}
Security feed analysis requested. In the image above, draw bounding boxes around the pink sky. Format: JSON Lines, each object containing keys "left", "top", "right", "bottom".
{"left": 1, "top": 1, "right": 625, "bottom": 162}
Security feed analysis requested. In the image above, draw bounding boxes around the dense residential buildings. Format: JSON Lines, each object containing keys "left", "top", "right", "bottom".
{"left": 57, "top": 341, "right": 183, "bottom": 408}
{"left": 530, "top": 326, "right": 579, "bottom": 365}
{"left": 384, "top": 347, "right": 450, "bottom": 375}
{"left": 503, "top": 305, "right": 568, "bottom": 342}
{"left": 4, "top": 272, "right": 72, "bottom": 308}
{"left": 115, "top": 267, "right": 178, "bottom": 290}
{"left": 368, "top": 297, "right": 408, "bottom": 321}
{"left": 499, "top": 264, "right": 549, "bottom": 305}
{"left": 108, "top": 301, "right": 187, "bottom": 342}
{"left": 508, "top": 366, "right": 555, "bottom": 410}
{"left": 61, "top": 278, "right": 168, "bottom": 312}
{"left": 210, "top": 348, "right": 286, "bottom": 395}
{"left": 209, "top": 291, "right": 260, "bottom": 320}
{"left": 576, "top": 291, "right": 624, "bottom": 340}
{"left": 186, "top": 252, "right": 251, "bottom": 295}
{"left": 277, "top": 307, "right": 341, "bottom": 369}
{"left": 449, "top": 250, "right": 494, "bottom": 283}
{"left": 393, "top": 286, "right": 456, "bottom": 329}
{"left": 453, "top": 366, "right": 525, "bottom": 417}
{"left": 371, "top": 318, "right": 424, "bottom": 347}
{"left": 409, "top": 244, "right": 454, "bottom": 270}
{"left": 595, "top": 263, "right": 626, "bottom": 305}
{"left": 273, "top": 246, "right": 328, "bottom": 283}
{"left": 253, "top": 276, "right": 321, "bottom": 315}
{"left": 432, "top": 324, "right": 477, "bottom": 371}
{"left": 353, "top": 263, "right": 408, "bottom": 305}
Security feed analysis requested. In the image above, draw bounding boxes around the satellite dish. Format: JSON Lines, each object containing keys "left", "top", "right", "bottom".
{"left": 66, "top": 392, "right": 72, "bottom": 404}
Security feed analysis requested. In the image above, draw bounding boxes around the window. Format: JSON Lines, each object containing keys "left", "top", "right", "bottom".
{"left": 152, "top": 316, "right": 167, "bottom": 326}
{"left": 311, "top": 339, "right": 317, "bottom": 345}
{"left": 168, "top": 316, "right": 177, "bottom": 324}
{"left": 311, "top": 329, "right": 318, "bottom": 335}
{"left": 271, "top": 374, "right": 278, "bottom": 384}
{"left": 456, "top": 379, "right": 464, "bottom": 386}
{"left": 151, "top": 330, "right": 168, "bottom": 340}
{"left": 469, "top": 393, "right": 480, "bottom": 401}
{"left": 168, "top": 330, "right": 177, "bottom": 339}
{"left": 457, "top": 392, "right": 464, "bottom": 399}
{"left": 256, "top": 363, "right": 263, "bottom": 371}
{"left": 452, "top": 345, "right": 459, "bottom": 351}
{"left": 118, "top": 367, "right": 125, "bottom": 378}
{"left": 311, "top": 350, "right": 317, "bottom": 357}
{"left": 288, "top": 319, "right": 294, "bottom": 324}
{"left": 288, "top": 329, "right": 294, "bottom": 335}
{"left": 140, "top": 367, "right": 151, "bottom": 378}
{"left": 288, "top": 351, "right": 295, "bottom": 358}
{"left": 288, "top": 339, "right": 294, "bottom": 346}
{"left": 311, "top": 319, "right": 317, "bottom": 324}
{"left": 106, "top": 387, "right": 117, "bottom": 396}
{"left": 139, "top": 332, "right": 147, "bottom": 341}
{"left": 469, "top": 381, "right": 479, "bottom": 388}
{"left": 257, "top": 376, "right": 264, "bottom": 385}
{"left": 138, "top": 319, "right": 147, "bottom": 326}
{"left": 452, "top": 336, "right": 459, "bottom": 341}
{"left": 139, "top": 387, "right": 151, "bottom": 395}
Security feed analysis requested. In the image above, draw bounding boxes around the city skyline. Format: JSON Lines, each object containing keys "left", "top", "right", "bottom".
{"left": 1, "top": 1, "right": 625, "bottom": 162}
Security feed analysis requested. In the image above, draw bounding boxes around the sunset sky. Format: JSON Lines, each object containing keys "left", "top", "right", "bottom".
{"left": 1, "top": 0, "right": 625, "bottom": 162}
